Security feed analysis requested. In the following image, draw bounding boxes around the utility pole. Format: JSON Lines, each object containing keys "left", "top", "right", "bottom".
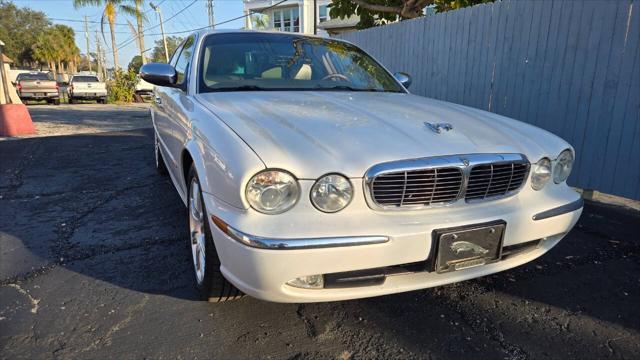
{"left": 313, "top": 0, "right": 317, "bottom": 35}
{"left": 84, "top": 16, "right": 92, "bottom": 72}
{"left": 95, "top": 31, "right": 104, "bottom": 80}
{"left": 207, "top": 0, "right": 215, "bottom": 29}
{"left": 150, "top": 2, "right": 169, "bottom": 63}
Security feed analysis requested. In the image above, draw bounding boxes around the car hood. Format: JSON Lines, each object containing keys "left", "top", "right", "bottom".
{"left": 196, "top": 92, "right": 569, "bottom": 178}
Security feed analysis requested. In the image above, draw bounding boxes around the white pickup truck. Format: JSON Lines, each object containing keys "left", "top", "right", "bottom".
{"left": 68, "top": 75, "right": 107, "bottom": 104}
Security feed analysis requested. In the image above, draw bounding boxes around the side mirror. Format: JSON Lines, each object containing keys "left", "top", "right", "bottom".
{"left": 140, "top": 63, "right": 177, "bottom": 87}
{"left": 394, "top": 72, "right": 412, "bottom": 89}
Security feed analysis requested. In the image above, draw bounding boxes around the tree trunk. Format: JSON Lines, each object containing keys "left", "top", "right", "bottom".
{"left": 136, "top": 4, "right": 146, "bottom": 65}
{"left": 138, "top": 18, "right": 146, "bottom": 64}
{"left": 56, "top": 60, "right": 63, "bottom": 81}
{"left": 109, "top": 21, "right": 119, "bottom": 72}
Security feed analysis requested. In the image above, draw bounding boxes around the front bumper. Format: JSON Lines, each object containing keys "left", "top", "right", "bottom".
{"left": 203, "top": 182, "right": 583, "bottom": 303}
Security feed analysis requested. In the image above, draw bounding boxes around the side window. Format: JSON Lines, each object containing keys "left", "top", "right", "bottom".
{"left": 174, "top": 36, "right": 195, "bottom": 88}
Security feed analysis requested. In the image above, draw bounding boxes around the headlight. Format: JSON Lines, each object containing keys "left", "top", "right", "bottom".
{"left": 246, "top": 170, "right": 299, "bottom": 214}
{"left": 310, "top": 174, "right": 353, "bottom": 213}
{"left": 553, "top": 149, "right": 574, "bottom": 184}
{"left": 531, "top": 158, "right": 552, "bottom": 191}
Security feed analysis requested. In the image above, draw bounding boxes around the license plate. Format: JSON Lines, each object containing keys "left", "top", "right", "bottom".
{"left": 433, "top": 221, "right": 505, "bottom": 273}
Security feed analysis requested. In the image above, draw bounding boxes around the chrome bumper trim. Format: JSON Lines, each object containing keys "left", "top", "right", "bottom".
{"left": 532, "top": 198, "right": 584, "bottom": 221}
{"left": 211, "top": 216, "right": 389, "bottom": 250}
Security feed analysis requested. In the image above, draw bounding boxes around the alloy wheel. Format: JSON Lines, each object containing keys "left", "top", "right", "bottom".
{"left": 189, "top": 179, "right": 206, "bottom": 285}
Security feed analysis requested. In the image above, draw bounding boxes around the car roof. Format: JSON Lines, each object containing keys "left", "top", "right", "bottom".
{"left": 191, "top": 29, "right": 352, "bottom": 45}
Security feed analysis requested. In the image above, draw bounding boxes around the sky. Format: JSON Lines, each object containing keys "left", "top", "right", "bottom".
{"left": 14, "top": 0, "right": 246, "bottom": 68}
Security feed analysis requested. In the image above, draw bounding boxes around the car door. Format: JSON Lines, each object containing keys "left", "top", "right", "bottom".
{"left": 153, "top": 42, "right": 185, "bottom": 172}
{"left": 162, "top": 36, "right": 197, "bottom": 189}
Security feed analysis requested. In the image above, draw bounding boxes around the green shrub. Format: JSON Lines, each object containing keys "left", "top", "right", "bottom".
{"left": 107, "top": 70, "right": 137, "bottom": 103}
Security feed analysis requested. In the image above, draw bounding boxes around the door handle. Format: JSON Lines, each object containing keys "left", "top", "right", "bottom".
{"left": 155, "top": 96, "right": 162, "bottom": 106}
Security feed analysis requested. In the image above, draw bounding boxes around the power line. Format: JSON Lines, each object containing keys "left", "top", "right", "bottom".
{"left": 112, "top": 0, "right": 198, "bottom": 52}
{"left": 104, "top": 0, "right": 288, "bottom": 57}
{"left": 50, "top": 17, "right": 130, "bottom": 26}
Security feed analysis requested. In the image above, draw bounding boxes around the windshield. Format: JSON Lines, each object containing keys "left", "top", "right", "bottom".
{"left": 198, "top": 33, "right": 404, "bottom": 93}
{"left": 72, "top": 76, "right": 99, "bottom": 83}
{"left": 17, "top": 73, "right": 53, "bottom": 81}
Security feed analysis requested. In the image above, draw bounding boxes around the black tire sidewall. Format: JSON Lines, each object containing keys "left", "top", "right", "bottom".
{"left": 155, "top": 132, "right": 169, "bottom": 176}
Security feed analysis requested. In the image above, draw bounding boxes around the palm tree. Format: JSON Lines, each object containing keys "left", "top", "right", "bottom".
{"left": 252, "top": 14, "right": 269, "bottom": 30}
{"left": 74, "top": 0, "right": 123, "bottom": 71}
{"left": 33, "top": 29, "right": 57, "bottom": 75}
{"left": 120, "top": 0, "right": 147, "bottom": 64}
{"left": 33, "top": 25, "right": 80, "bottom": 76}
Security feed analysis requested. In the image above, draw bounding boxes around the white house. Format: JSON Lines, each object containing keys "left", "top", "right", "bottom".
{"left": 243, "top": 0, "right": 335, "bottom": 36}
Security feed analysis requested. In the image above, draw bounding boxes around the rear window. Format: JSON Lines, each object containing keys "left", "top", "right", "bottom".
{"left": 17, "top": 73, "right": 53, "bottom": 81}
{"left": 72, "top": 76, "right": 100, "bottom": 83}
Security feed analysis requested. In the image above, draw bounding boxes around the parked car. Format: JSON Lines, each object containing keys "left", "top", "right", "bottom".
{"left": 140, "top": 31, "right": 583, "bottom": 303}
{"left": 68, "top": 75, "right": 107, "bottom": 104}
{"left": 135, "top": 77, "right": 154, "bottom": 95}
{"left": 15, "top": 72, "right": 59, "bottom": 105}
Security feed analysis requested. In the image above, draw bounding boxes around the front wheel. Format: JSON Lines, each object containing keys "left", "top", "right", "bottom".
{"left": 187, "top": 165, "right": 243, "bottom": 302}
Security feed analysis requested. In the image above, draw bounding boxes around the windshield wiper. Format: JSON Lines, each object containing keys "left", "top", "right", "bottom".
{"left": 315, "top": 85, "right": 387, "bottom": 92}
{"left": 207, "top": 85, "right": 270, "bottom": 92}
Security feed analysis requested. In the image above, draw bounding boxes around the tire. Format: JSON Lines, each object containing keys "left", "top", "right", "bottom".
{"left": 187, "top": 165, "right": 243, "bottom": 302}
{"left": 53, "top": 99, "right": 60, "bottom": 106}
{"left": 154, "top": 131, "right": 169, "bottom": 176}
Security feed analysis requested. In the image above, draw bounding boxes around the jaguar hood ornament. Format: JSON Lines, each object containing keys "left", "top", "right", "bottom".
{"left": 424, "top": 121, "right": 453, "bottom": 134}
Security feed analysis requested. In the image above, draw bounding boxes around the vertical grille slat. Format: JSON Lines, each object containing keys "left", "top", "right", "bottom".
{"left": 372, "top": 167, "right": 462, "bottom": 207}
{"left": 465, "top": 162, "right": 530, "bottom": 201}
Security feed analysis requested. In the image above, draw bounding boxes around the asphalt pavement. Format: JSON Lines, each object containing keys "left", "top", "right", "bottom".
{"left": 1, "top": 104, "right": 639, "bottom": 359}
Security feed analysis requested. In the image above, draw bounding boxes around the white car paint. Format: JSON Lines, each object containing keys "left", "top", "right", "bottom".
{"left": 151, "top": 30, "right": 582, "bottom": 302}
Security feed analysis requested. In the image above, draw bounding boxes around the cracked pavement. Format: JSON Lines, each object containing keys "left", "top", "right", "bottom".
{"left": 1, "top": 104, "right": 639, "bottom": 359}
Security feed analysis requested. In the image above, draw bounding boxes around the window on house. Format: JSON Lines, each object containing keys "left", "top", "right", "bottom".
{"left": 319, "top": 5, "right": 329, "bottom": 23}
{"left": 273, "top": 10, "right": 282, "bottom": 30}
{"left": 292, "top": 8, "right": 300, "bottom": 32}
{"left": 272, "top": 8, "right": 300, "bottom": 32}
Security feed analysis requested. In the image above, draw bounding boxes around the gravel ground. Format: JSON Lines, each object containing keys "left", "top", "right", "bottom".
{"left": 0, "top": 103, "right": 150, "bottom": 140}
{"left": 0, "top": 105, "right": 639, "bottom": 359}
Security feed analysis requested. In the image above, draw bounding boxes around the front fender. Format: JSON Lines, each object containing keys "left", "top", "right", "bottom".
{"left": 184, "top": 117, "right": 265, "bottom": 210}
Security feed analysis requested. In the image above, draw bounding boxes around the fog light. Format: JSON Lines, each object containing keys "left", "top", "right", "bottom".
{"left": 286, "top": 275, "right": 324, "bottom": 289}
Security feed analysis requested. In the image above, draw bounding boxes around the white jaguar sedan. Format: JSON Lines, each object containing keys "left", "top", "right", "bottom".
{"left": 140, "top": 30, "right": 583, "bottom": 303}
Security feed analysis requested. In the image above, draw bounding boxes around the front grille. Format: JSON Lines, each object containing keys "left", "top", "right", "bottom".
{"left": 465, "top": 163, "right": 530, "bottom": 201}
{"left": 366, "top": 154, "right": 530, "bottom": 210}
{"left": 372, "top": 168, "right": 463, "bottom": 207}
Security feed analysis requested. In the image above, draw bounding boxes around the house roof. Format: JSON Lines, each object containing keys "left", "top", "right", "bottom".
{"left": 2, "top": 54, "right": 13, "bottom": 63}
{"left": 317, "top": 15, "right": 359, "bottom": 30}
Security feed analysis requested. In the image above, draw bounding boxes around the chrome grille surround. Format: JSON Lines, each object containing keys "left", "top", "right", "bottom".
{"left": 364, "top": 154, "right": 530, "bottom": 211}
